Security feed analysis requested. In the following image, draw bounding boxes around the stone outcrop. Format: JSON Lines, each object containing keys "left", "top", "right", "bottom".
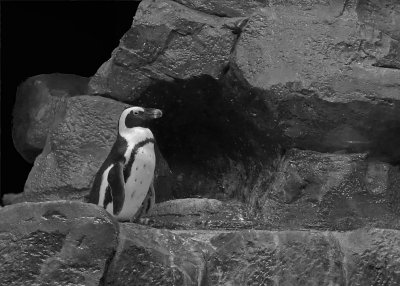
{"left": 88, "top": 0, "right": 244, "bottom": 101}
{"left": 12, "top": 74, "right": 89, "bottom": 163}
{"left": 0, "top": 201, "right": 118, "bottom": 286}
{"left": 227, "top": 0, "right": 400, "bottom": 161}
{"left": 205, "top": 228, "right": 400, "bottom": 285}
{"left": 105, "top": 223, "right": 209, "bottom": 285}
{"left": 2, "top": 201, "right": 398, "bottom": 285}
{"left": 260, "top": 149, "right": 400, "bottom": 230}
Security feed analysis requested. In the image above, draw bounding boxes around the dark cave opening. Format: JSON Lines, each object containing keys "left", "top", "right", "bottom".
{"left": 133, "top": 75, "right": 281, "bottom": 201}
{"left": 1, "top": 2, "right": 140, "bottom": 200}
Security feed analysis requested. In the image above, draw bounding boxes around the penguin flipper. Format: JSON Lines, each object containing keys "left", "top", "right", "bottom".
{"left": 108, "top": 162, "right": 125, "bottom": 215}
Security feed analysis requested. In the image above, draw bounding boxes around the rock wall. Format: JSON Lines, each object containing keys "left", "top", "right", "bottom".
{"left": 7, "top": 0, "right": 400, "bottom": 284}
{"left": 1, "top": 202, "right": 399, "bottom": 285}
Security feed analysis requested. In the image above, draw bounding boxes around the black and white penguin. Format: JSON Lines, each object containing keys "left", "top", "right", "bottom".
{"left": 87, "top": 106, "right": 162, "bottom": 221}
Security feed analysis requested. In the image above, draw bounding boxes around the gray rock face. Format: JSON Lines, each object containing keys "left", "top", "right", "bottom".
{"left": 144, "top": 198, "right": 266, "bottom": 230}
{"left": 261, "top": 149, "right": 400, "bottom": 230}
{"left": 227, "top": 0, "right": 400, "bottom": 160}
{"left": 172, "top": 0, "right": 263, "bottom": 17}
{"left": 88, "top": 0, "right": 242, "bottom": 101}
{"left": 12, "top": 74, "right": 89, "bottom": 163}
{"left": 0, "top": 201, "right": 118, "bottom": 286}
{"left": 21, "top": 95, "right": 172, "bottom": 204}
{"left": 1, "top": 203, "right": 398, "bottom": 286}
{"left": 105, "top": 224, "right": 209, "bottom": 285}
{"left": 205, "top": 228, "right": 400, "bottom": 286}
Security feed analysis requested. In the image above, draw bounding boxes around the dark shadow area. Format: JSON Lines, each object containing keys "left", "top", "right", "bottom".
{"left": 1, "top": 2, "right": 140, "bottom": 202}
{"left": 135, "top": 75, "right": 281, "bottom": 200}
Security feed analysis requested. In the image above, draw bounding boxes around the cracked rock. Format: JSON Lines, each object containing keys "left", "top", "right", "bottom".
{"left": 260, "top": 149, "right": 400, "bottom": 230}
{"left": 0, "top": 201, "right": 119, "bottom": 286}
{"left": 88, "top": 0, "right": 240, "bottom": 102}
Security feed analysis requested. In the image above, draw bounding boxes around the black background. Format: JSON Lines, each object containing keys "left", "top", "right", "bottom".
{"left": 1, "top": 1, "right": 140, "bottom": 202}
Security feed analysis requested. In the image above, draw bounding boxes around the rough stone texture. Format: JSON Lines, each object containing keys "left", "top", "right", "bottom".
{"left": 88, "top": 0, "right": 242, "bottom": 101}
{"left": 105, "top": 223, "right": 210, "bottom": 286}
{"left": 204, "top": 228, "right": 400, "bottom": 286}
{"left": 148, "top": 198, "right": 223, "bottom": 216}
{"left": 0, "top": 201, "right": 118, "bottom": 286}
{"left": 18, "top": 95, "right": 172, "bottom": 204}
{"left": 172, "top": 0, "right": 264, "bottom": 17}
{"left": 260, "top": 149, "right": 400, "bottom": 230}
{"left": 145, "top": 199, "right": 265, "bottom": 230}
{"left": 356, "top": 0, "right": 400, "bottom": 69}
{"left": 12, "top": 74, "right": 89, "bottom": 163}
{"left": 227, "top": 0, "right": 400, "bottom": 162}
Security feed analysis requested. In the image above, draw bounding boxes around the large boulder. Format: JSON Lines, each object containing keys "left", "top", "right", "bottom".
{"left": 12, "top": 74, "right": 89, "bottom": 163}
{"left": 260, "top": 149, "right": 400, "bottom": 230}
{"left": 105, "top": 223, "right": 210, "bottom": 285}
{"left": 0, "top": 201, "right": 118, "bottom": 286}
{"left": 17, "top": 95, "right": 172, "bottom": 204}
{"left": 88, "top": 0, "right": 244, "bottom": 101}
{"left": 226, "top": 0, "right": 400, "bottom": 162}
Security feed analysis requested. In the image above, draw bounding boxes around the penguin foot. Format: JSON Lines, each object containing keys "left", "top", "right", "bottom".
{"left": 137, "top": 218, "right": 152, "bottom": 225}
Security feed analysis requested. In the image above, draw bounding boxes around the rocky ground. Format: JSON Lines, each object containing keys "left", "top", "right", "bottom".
{"left": 2, "top": 0, "right": 400, "bottom": 285}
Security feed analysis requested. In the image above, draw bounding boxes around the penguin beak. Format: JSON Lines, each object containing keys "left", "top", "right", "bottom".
{"left": 144, "top": 108, "right": 163, "bottom": 119}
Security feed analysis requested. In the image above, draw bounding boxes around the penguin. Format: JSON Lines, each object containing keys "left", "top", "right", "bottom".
{"left": 87, "top": 106, "right": 162, "bottom": 221}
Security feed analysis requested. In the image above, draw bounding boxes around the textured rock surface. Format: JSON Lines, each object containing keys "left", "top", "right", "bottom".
{"left": 148, "top": 198, "right": 223, "bottom": 216}
{"left": 226, "top": 0, "right": 400, "bottom": 162}
{"left": 89, "top": 0, "right": 243, "bottom": 101}
{"left": 105, "top": 223, "right": 209, "bottom": 286}
{"left": 172, "top": 0, "right": 263, "bottom": 17}
{"left": 145, "top": 199, "right": 265, "bottom": 230}
{"left": 20, "top": 95, "right": 172, "bottom": 204}
{"left": 0, "top": 201, "right": 118, "bottom": 286}
{"left": 204, "top": 228, "right": 400, "bottom": 286}
{"left": 12, "top": 74, "right": 89, "bottom": 163}
{"left": 260, "top": 149, "right": 400, "bottom": 230}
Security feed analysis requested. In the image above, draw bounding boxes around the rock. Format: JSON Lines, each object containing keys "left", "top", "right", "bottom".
{"left": 104, "top": 223, "right": 209, "bottom": 285}
{"left": 145, "top": 199, "right": 265, "bottom": 230}
{"left": 227, "top": 0, "right": 400, "bottom": 162}
{"left": 260, "top": 149, "right": 400, "bottom": 230}
{"left": 88, "top": 0, "right": 242, "bottom": 101}
{"left": 356, "top": 0, "right": 400, "bottom": 41}
{"left": 1, "top": 193, "right": 24, "bottom": 206}
{"left": 20, "top": 95, "right": 172, "bottom": 204}
{"left": 0, "top": 201, "right": 118, "bottom": 286}
{"left": 204, "top": 228, "right": 400, "bottom": 285}
{"left": 12, "top": 73, "right": 89, "bottom": 163}
{"left": 172, "top": 0, "right": 263, "bottom": 17}
{"left": 148, "top": 198, "right": 223, "bottom": 216}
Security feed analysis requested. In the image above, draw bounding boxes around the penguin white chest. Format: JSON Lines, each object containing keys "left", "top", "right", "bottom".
{"left": 118, "top": 142, "right": 156, "bottom": 220}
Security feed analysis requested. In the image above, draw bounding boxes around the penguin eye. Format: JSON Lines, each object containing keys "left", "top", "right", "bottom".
{"left": 133, "top": 111, "right": 139, "bottom": 115}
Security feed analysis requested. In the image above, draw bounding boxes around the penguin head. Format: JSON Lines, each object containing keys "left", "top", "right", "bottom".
{"left": 119, "top": 106, "right": 162, "bottom": 134}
